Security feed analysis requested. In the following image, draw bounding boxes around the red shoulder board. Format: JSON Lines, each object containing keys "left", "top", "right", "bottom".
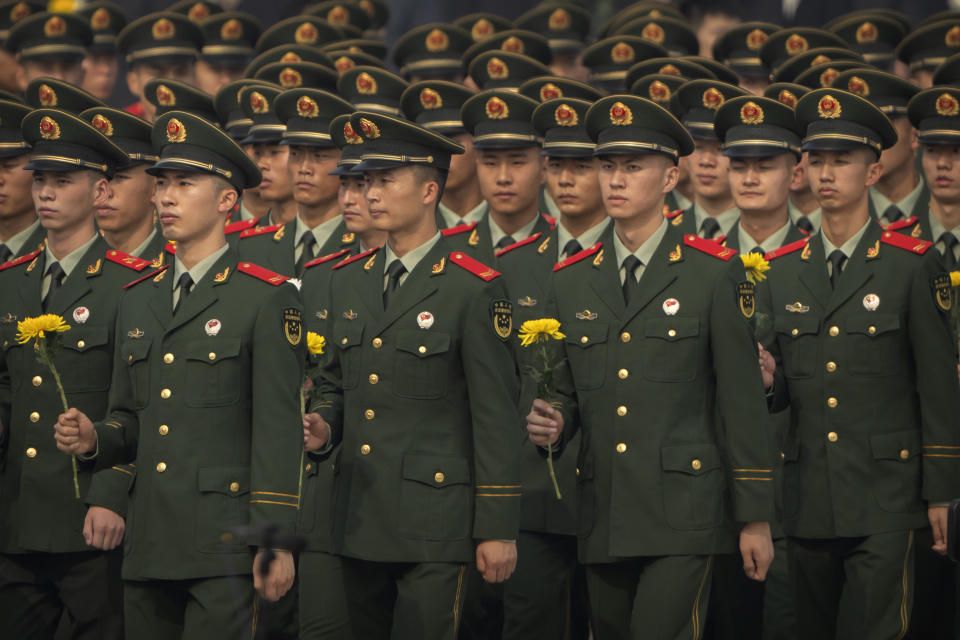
{"left": 0, "top": 247, "right": 42, "bottom": 272}
{"left": 449, "top": 251, "right": 501, "bottom": 281}
{"left": 440, "top": 222, "right": 477, "bottom": 237}
{"left": 554, "top": 242, "right": 602, "bottom": 271}
{"left": 880, "top": 230, "right": 933, "bottom": 255}
{"left": 304, "top": 248, "right": 351, "bottom": 269}
{"left": 165, "top": 242, "right": 176, "bottom": 255}
{"left": 541, "top": 212, "right": 557, "bottom": 228}
{"left": 332, "top": 246, "right": 378, "bottom": 270}
{"left": 237, "top": 261, "right": 288, "bottom": 285}
{"left": 105, "top": 249, "right": 151, "bottom": 271}
{"left": 884, "top": 216, "right": 917, "bottom": 232}
{"left": 224, "top": 218, "right": 258, "bottom": 235}
{"left": 495, "top": 232, "right": 542, "bottom": 258}
{"left": 123, "top": 265, "right": 169, "bottom": 289}
{"left": 239, "top": 224, "right": 281, "bottom": 239}
{"left": 764, "top": 238, "right": 809, "bottom": 261}
{"left": 664, "top": 209, "right": 683, "bottom": 220}
{"left": 684, "top": 234, "right": 737, "bottom": 261}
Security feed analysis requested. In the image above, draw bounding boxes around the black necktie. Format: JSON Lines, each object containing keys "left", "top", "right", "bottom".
{"left": 295, "top": 231, "right": 317, "bottom": 276}
{"left": 795, "top": 216, "right": 814, "bottom": 234}
{"left": 749, "top": 246, "right": 764, "bottom": 256}
{"left": 622, "top": 255, "right": 642, "bottom": 303}
{"left": 383, "top": 260, "right": 406, "bottom": 309}
{"left": 883, "top": 205, "right": 904, "bottom": 224}
{"left": 562, "top": 239, "right": 582, "bottom": 259}
{"left": 0, "top": 244, "right": 11, "bottom": 264}
{"left": 828, "top": 249, "right": 845, "bottom": 290}
{"left": 940, "top": 232, "right": 958, "bottom": 271}
{"left": 495, "top": 235, "right": 516, "bottom": 251}
{"left": 173, "top": 272, "right": 193, "bottom": 315}
{"left": 42, "top": 262, "right": 64, "bottom": 311}
{"left": 700, "top": 217, "right": 721, "bottom": 239}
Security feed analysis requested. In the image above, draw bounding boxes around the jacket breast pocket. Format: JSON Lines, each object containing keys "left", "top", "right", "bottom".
{"left": 59, "top": 325, "right": 111, "bottom": 392}
{"left": 660, "top": 443, "right": 723, "bottom": 530}
{"left": 121, "top": 339, "right": 152, "bottom": 410}
{"left": 643, "top": 317, "right": 700, "bottom": 383}
{"left": 393, "top": 330, "right": 451, "bottom": 399}
{"left": 184, "top": 338, "right": 242, "bottom": 407}
{"left": 774, "top": 315, "right": 820, "bottom": 379}
{"left": 334, "top": 322, "right": 364, "bottom": 389}
{"left": 196, "top": 466, "right": 250, "bottom": 553}
{"left": 563, "top": 322, "right": 608, "bottom": 391}
{"left": 398, "top": 454, "right": 471, "bottom": 541}
{"left": 845, "top": 313, "right": 901, "bottom": 376}
{"left": 870, "top": 429, "right": 922, "bottom": 514}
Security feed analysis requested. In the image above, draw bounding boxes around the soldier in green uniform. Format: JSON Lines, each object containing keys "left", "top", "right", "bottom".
{"left": 711, "top": 22, "right": 780, "bottom": 96}
{"left": 307, "top": 110, "right": 522, "bottom": 638}
{"left": 77, "top": 1, "right": 126, "bottom": 103}
{"left": 53, "top": 109, "right": 304, "bottom": 639}
{"left": 514, "top": 2, "right": 592, "bottom": 82}
{"left": 239, "top": 84, "right": 298, "bottom": 227}
{"left": 757, "top": 88, "right": 960, "bottom": 640}
{"left": 6, "top": 11, "right": 92, "bottom": 88}
{"left": 466, "top": 51, "right": 551, "bottom": 93}
{"left": 0, "top": 0, "right": 43, "bottom": 93}
{"left": 896, "top": 18, "right": 960, "bottom": 89}
{"left": 526, "top": 94, "right": 775, "bottom": 640}
{"left": 236, "top": 88, "right": 356, "bottom": 278}
{"left": 0, "top": 99, "right": 44, "bottom": 263}
{"left": 0, "top": 108, "right": 141, "bottom": 640}
{"left": 144, "top": 78, "right": 217, "bottom": 124}
{"left": 193, "top": 11, "right": 261, "bottom": 96}
{"left": 391, "top": 23, "right": 473, "bottom": 83}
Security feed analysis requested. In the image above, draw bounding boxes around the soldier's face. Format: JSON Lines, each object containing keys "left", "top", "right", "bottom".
{"left": 31, "top": 170, "right": 105, "bottom": 233}
{"left": 339, "top": 174, "right": 373, "bottom": 233}
{"left": 598, "top": 154, "right": 678, "bottom": 220}
{"left": 475, "top": 146, "right": 543, "bottom": 217}
{"left": 21, "top": 59, "right": 83, "bottom": 87}
{"left": 922, "top": 145, "right": 960, "bottom": 205}
{"left": 910, "top": 69, "right": 934, "bottom": 90}
{"left": 81, "top": 53, "right": 119, "bottom": 102}
{"left": 252, "top": 144, "right": 293, "bottom": 202}
{"left": 446, "top": 133, "right": 477, "bottom": 192}
{"left": 728, "top": 154, "right": 795, "bottom": 214}
{"left": 153, "top": 171, "right": 236, "bottom": 242}
{"left": 806, "top": 149, "right": 882, "bottom": 212}
{"left": 364, "top": 166, "right": 439, "bottom": 232}
{"left": 543, "top": 155, "right": 604, "bottom": 219}
{"left": 193, "top": 59, "right": 243, "bottom": 95}
{"left": 126, "top": 62, "right": 195, "bottom": 121}
{"left": 98, "top": 164, "right": 156, "bottom": 234}
{"left": 0, "top": 155, "right": 35, "bottom": 219}
{"left": 879, "top": 117, "right": 918, "bottom": 180}
{"left": 287, "top": 146, "right": 341, "bottom": 208}
{"left": 689, "top": 139, "right": 732, "bottom": 201}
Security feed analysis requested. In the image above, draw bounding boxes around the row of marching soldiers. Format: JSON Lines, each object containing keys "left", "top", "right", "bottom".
{"left": 1, "top": 1, "right": 960, "bottom": 640}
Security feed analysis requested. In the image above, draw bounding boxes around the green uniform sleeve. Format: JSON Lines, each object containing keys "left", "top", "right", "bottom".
{"left": 85, "top": 464, "right": 135, "bottom": 517}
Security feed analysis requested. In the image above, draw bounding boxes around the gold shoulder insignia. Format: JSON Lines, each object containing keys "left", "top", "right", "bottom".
{"left": 213, "top": 267, "right": 230, "bottom": 283}
{"left": 911, "top": 224, "right": 922, "bottom": 238}
{"left": 26, "top": 256, "right": 38, "bottom": 272}
{"left": 866, "top": 240, "right": 880, "bottom": 259}
{"left": 800, "top": 243, "right": 812, "bottom": 261}
{"left": 593, "top": 248, "right": 604, "bottom": 266}
{"left": 671, "top": 212, "right": 684, "bottom": 226}
{"left": 432, "top": 257, "right": 446, "bottom": 274}
{"left": 342, "top": 232, "right": 355, "bottom": 244}
{"left": 537, "top": 236, "right": 550, "bottom": 254}
{"left": 364, "top": 253, "right": 376, "bottom": 270}
{"left": 86, "top": 258, "right": 102, "bottom": 275}
{"left": 274, "top": 225, "right": 285, "bottom": 241}
{"left": 468, "top": 228, "right": 480, "bottom": 246}
{"left": 150, "top": 252, "right": 164, "bottom": 268}
{"left": 669, "top": 244, "right": 682, "bottom": 262}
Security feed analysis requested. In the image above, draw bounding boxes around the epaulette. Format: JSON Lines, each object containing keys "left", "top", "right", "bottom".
{"left": 764, "top": 238, "right": 809, "bottom": 261}
{"left": 0, "top": 247, "right": 42, "bottom": 273}
{"left": 165, "top": 242, "right": 176, "bottom": 255}
{"left": 884, "top": 216, "right": 917, "bottom": 232}
{"left": 239, "top": 223, "right": 281, "bottom": 239}
{"left": 304, "top": 248, "right": 351, "bottom": 269}
{"left": 440, "top": 222, "right": 477, "bottom": 237}
{"left": 224, "top": 218, "right": 258, "bottom": 235}
{"left": 541, "top": 212, "right": 557, "bottom": 228}
{"left": 332, "top": 246, "right": 377, "bottom": 270}
{"left": 237, "top": 261, "right": 289, "bottom": 285}
{"left": 554, "top": 242, "right": 601, "bottom": 271}
{"left": 683, "top": 234, "right": 737, "bottom": 261}
{"left": 124, "top": 265, "right": 169, "bottom": 289}
{"left": 105, "top": 249, "right": 151, "bottom": 271}
{"left": 880, "top": 230, "right": 932, "bottom": 255}
{"left": 664, "top": 209, "right": 683, "bottom": 220}
{"left": 495, "top": 232, "right": 542, "bottom": 258}
{"left": 449, "top": 251, "right": 501, "bottom": 281}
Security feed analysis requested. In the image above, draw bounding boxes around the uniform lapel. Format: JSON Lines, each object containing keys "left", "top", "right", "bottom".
{"left": 783, "top": 222, "right": 807, "bottom": 245}
{"left": 147, "top": 269, "right": 174, "bottom": 330}
{"left": 374, "top": 240, "right": 446, "bottom": 335}
{"left": 47, "top": 237, "right": 106, "bottom": 315}
{"left": 589, "top": 227, "right": 625, "bottom": 317}
{"left": 17, "top": 224, "right": 47, "bottom": 259}
{"left": 798, "top": 232, "right": 833, "bottom": 310}
{"left": 724, "top": 221, "right": 741, "bottom": 253}
{"left": 164, "top": 249, "right": 236, "bottom": 335}
{"left": 910, "top": 184, "right": 930, "bottom": 221}
{"left": 19, "top": 251, "right": 44, "bottom": 317}
{"left": 825, "top": 224, "right": 879, "bottom": 317}
{"left": 355, "top": 247, "right": 384, "bottom": 320}
{"left": 621, "top": 227, "right": 678, "bottom": 327}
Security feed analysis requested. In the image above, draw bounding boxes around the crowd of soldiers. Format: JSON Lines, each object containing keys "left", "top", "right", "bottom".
{"left": 0, "top": 0, "right": 959, "bottom": 639}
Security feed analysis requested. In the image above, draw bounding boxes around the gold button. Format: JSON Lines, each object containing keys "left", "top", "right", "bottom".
{"left": 618, "top": 368, "right": 629, "bottom": 379}
{"left": 691, "top": 459, "right": 702, "bottom": 471}
{"left": 829, "top": 326, "right": 839, "bottom": 337}
{"left": 827, "top": 397, "right": 838, "bottom": 408}
{"left": 341, "top": 337, "right": 348, "bottom": 345}
{"left": 580, "top": 335, "right": 589, "bottom": 344}
{"left": 29, "top": 411, "right": 39, "bottom": 423}
{"left": 575, "top": 467, "right": 581, "bottom": 476}
{"left": 368, "top": 373, "right": 379, "bottom": 384}
{"left": 128, "top": 355, "right": 133, "bottom": 363}
{"left": 372, "top": 337, "right": 383, "bottom": 348}
{"left": 163, "top": 353, "right": 174, "bottom": 364}
{"left": 418, "top": 345, "right": 427, "bottom": 354}
{"left": 156, "top": 462, "right": 167, "bottom": 472}
{"left": 899, "top": 449, "right": 910, "bottom": 460}
{"left": 158, "top": 424, "right": 169, "bottom": 435}
{"left": 868, "top": 326, "right": 877, "bottom": 336}
{"left": 616, "top": 405, "right": 627, "bottom": 417}
{"left": 305, "top": 463, "right": 312, "bottom": 472}
{"left": 360, "top": 444, "right": 371, "bottom": 455}
{"left": 827, "top": 432, "right": 838, "bottom": 442}
{"left": 26, "top": 447, "right": 36, "bottom": 458}
{"left": 31, "top": 376, "right": 41, "bottom": 387}
{"left": 780, "top": 451, "right": 785, "bottom": 460}
{"left": 364, "top": 409, "right": 375, "bottom": 420}
{"left": 620, "top": 331, "right": 631, "bottom": 343}
{"left": 208, "top": 352, "right": 216, "bottom": 361}
{"left": 791, "top": 328, "right": 799, "bottom": 337}
{"left": 229, "top": 481, "right": 240, "bottom": 493}
{"left": 160, "top": 388, "right": 171, "bottom": 399}
{"left": 826, "top": 361, "right": 837, "bottom": 372}
{"left": 76, "top": 340, "right": 85, "bottom": 349}
{"left": 616, "top": 442, "right": 627, "bottom": 453}
{"left": 434, "top": 472, "right": 445, "bottom": 483}
{"left": 667, "top": 329, "right": 677, "bottom": 337}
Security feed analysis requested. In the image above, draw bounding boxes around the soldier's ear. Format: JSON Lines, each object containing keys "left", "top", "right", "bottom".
{"left": 865, "top": 154, "right": 883, "bottom": 188}
{"left": 662, "top": 161, "right": 679, "bottom": 194}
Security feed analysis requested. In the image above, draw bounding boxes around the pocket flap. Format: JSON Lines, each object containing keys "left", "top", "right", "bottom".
{"left": 564, "top": 322, "right": 609, "bottom": 348}
{"left": 774, "top": 314, "right": 820, "bottom": 337}
{"left": 870, "top": 430, "right": 921, "bottom": 462}
{"left": 644, "top": 317, "right": 700, "bottom": 341}
{"left": 395, "top": 329, "right": 451, "bottom": 358}
{"left": 62, "top": 325, "right": 109, "bottom": 352}
{"left": 197, "top": 466, "right": 250, "bottom": 495}
{"left": 846, "top": 313, "right": 900, "bottom": 337}
{"left": 660, "top": 443, "right": 721, "bottom": 475}
{"left": 334, "top": 322, "right": 364, "bottom": 349}
{"left": 121, "top": 339, "right": 151, "bottom": 365}
{"left": 402, "top": 454, "right": 470, "bottom": 487}
{"left": 185, "top": 338, "right": 242, "bottom": 364}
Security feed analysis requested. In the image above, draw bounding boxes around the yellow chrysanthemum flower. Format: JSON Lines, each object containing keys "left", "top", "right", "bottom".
{"left": 741, "top": 252, "right": 770, "bottom": 284}
{"left": 16, "top": 314, "right": 71, "bottom": 344}
{"left": 951, "top": 271, "right": 960, "bottom": 288}
{"left": 518, "top": 318, "right": 565, "bottom": 347}
{"left": 307, "top": 332, "right": 326, "bottom": 355}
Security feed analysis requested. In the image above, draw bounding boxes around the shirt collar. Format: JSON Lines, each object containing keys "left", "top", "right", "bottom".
{"left": 788, "top": 202, "right": 821, "bottom": 231}
{"left": 613, "top": 218, "right": 668, "bottom": 270}
{"left": 131, "top": 228, "right": 159, "bottom": 259}
{"left": 869, "top": 179, "right": 925, "bottom": 220}
{"left": 44, "top": 232, "right": 99, "bottom": 278}
{"left": 489, "top": 212, "right": 540, "bottom": 249}
{"left": 2, "top": 219, "right": 40, "bottom": 257}
{"left": 173, "top": 243, "right": 230, "bottom": 288}
{"left": 737, "top": 219, "right": 792, "bottom": 254}
{"left": 438, "top": 201, "right": 487, "bottom": 229}
{"left": 672, "top": 190, "right": 692, "bottom": 211}
{"left": 822, "top": 218, "right": 872, "bottom": 259}
{"left": 693, "top": 203, "right": 740, "bottom": 235}
{"left": 384, "top": 232, "right": 442, "bottom": 277}
{"left": 557, "top": 218, "right": 610, "bottom": 256}
{"left": 295, "top": 214, "right": 342, "bottom": 249}
{"left": 928, "top": 210, "right": 960, "bottom": 241}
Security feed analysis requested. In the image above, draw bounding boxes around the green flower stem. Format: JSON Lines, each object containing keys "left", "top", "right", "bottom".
{"left": 537, "top": 343, "right": 563, "bottom": 501}
{"left": 40, "top": 342, "right": 78, "bottom": 499}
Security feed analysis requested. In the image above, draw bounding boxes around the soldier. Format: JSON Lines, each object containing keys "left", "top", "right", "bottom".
{"left": 757, "top": 88, "right": 960, "bottom": 640}
{"left": 0, "top": 107, "right": 140, "bottom": 640}
{"left": 467, "top": 51, "right": 551, "bottom": 93}
{"left": 580, "top": 35, "right": 668, "bottom": 95}
{"left": 144, "top": 78, "right": 217, "bottom": 129}
{"left": 391, "top": 23, "right": 473, "bottom": 83}
{"left": 526, "top": 94, "right": 775, "bottom": 640}
{"left": 0, "top": 99, "right": 43, "bottom": 263}
{"left": 194, "top": 11, "right": 261, "bottom": 96}
{"left": 77, "top": 1, "right": 126, "bottom": 102}
{"left": 0, "top": 0, "right": 43, "bottom": 93}
{"left": 6, "top": 11, "right": 91, "bottom": 89}
{"left": 53, "top": 109, "right": 304, "bottom": 638}
{"left": 827, "top": 11, "right": 908, "bottom": 73}
{"left": 711, "top": 22, "right": 780, "bottom": 96}
{"left": 307, "top": 110, "right": 522, "bottom": 638}
{"left": 514, "top": 2, "right": 591, "bottom": 82}
{"left": 896, "top": 19, "right": 960, "bottom": 89}
{"left": 239, "top": 84, "right": 297, "bottom": 226}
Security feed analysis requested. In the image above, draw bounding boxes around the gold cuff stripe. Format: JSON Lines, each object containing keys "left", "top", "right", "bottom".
{"left": 476, "top": 493, "right": 522, "bottom": 497}
{"left": 0, "top": 142, "right": 27, "bottom": 149}
{"left": 923, "top": 453, "right": 960, "bottom": 458}
{"left": 732, "top": 467, "right": 772, "bottom": 473}
{"left": 249, "top": 499, "right": 298, "bottom": 507}
{"left": 111, "top": 466, "right": 134, "bottom": 476}
{"left": 475, "top": 484, "right": 521, "bottom": 489}
{"left": 924, "top": 445, "right": 960, "bottom": 449}
{"left": 733, "top": 477, "right": 773, "bottom": 481}
{"left": 251, "top": 490, "right": 299, "bottom": 498}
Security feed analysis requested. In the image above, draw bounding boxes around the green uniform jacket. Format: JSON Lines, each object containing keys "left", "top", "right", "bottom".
{"left": 314, "top": 239, "right": 523, "bottom": 563}
{"left": 0, "top": 238, "right": 150, "bottom": 553}
{"left": 90, "top": 248, "right": 305, "bottom": 580}
{"left": 443, "top": 211, "right": 556, "bottom": 265}
{"left": 758, "top": 224, "right": 960, "bottom": 539}
{"left": 11, "top": 223, "right": 47, "bottom": 260}
{"left": 867, "top": 183, "right": 930, "bottom": 223}
{"left": 236, "top": 217, "right": 359, "bottom": 278}
{"left": 549, "top": 224, "right": 775, "bottom": 563}
{"left": 136, "top": 229, "right": 173, "bottom": 268}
